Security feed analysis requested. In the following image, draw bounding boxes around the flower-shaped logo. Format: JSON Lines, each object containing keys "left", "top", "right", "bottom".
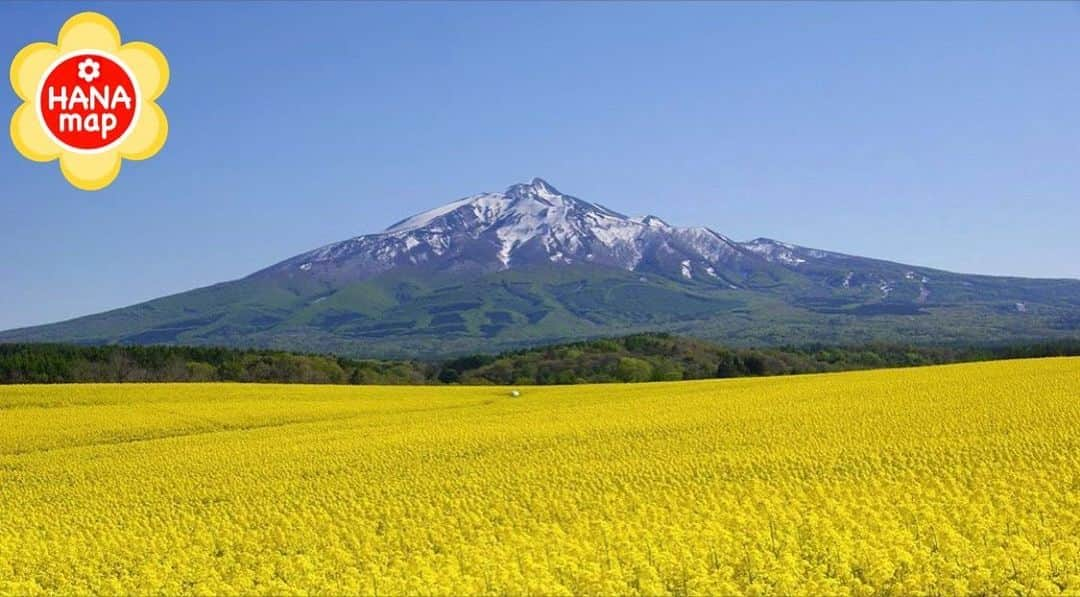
{"left": 10, "top": 12, "right": 168, "bottom": 191}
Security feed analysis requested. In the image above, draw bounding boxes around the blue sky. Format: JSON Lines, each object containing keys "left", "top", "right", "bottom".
{"left": 2, "top": 1, "right": 1078, "bottom": 331}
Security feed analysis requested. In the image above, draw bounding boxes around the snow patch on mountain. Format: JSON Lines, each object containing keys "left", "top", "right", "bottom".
{"left": 741, "top": 238, "right": 808, "bottom": 265}
{"left": 385, "top": 196, "right": 478, "bottom": 234}
{"left": 879, "top": 279, "right": 893, "bottom": 298}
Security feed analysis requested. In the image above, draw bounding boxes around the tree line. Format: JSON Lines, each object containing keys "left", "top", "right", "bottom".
{"left": 1, "top": 335, "right": 1077, "bottom": 385}
{"left": 0, "top": 344, "right": 432, "bottom": 385}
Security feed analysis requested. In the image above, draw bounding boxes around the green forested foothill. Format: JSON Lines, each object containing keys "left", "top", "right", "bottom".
{"left": 439, "top": 334, "right": 1080, "bottom": 384}
{"left": 2, "top": 335, "right": 1077, "bottom": 386}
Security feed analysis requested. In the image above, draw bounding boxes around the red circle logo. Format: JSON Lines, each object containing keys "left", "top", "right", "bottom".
{"left": 37, "top": 52, "right": 140, "bottom": 152}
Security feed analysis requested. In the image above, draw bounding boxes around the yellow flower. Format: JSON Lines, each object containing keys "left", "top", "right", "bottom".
{"left": 9, "top": 12, "right": 168, "bottom": 191}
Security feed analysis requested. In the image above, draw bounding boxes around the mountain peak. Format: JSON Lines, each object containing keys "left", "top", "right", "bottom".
{"left": 638, "top": 215, "right": 670, "bottom": 228}
{"left": 290, "top": 178, "right": 758, "bottom": 279}
{"left": 527, "top": 177, "right": 558, "bottom": 192}
{"left": 504, "top": 177, "right": 564, "bottom": 203}
{"left": 385, "top": 178, "right": 571, "bottom": 235}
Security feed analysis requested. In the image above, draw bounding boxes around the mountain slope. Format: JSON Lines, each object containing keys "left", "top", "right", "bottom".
{"left": 2, "top": 179, "right": 1078, "bottom": 357}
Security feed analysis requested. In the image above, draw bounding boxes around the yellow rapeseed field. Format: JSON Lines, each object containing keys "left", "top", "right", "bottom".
{"left": 1, "top": 358, "right": 1078, "bottom": 595}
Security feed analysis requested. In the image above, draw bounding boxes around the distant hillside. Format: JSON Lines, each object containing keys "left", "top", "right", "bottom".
{"left": 3, "top": 335, "right": 1077, "bottom": 386}
{"left": 2, "top": 179, "right": 1077, "bottom": 357}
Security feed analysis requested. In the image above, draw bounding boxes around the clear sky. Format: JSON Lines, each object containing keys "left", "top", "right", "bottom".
{"left": 2, "top": 1, "right": 1078, "bottom": 331}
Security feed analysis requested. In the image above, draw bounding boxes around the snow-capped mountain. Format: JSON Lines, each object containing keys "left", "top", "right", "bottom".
{"left": 3, "top": 178, "right": 1077, "bottom": 357}
{"left": 262, "top": 178, "right": 766, "bottom": 286}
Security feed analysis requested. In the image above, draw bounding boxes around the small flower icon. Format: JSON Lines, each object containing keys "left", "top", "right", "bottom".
{"left": 77, "top": 57, "right": 101, "bottom": 83}
{"left": 9, "top": 12, "right": 169, "bottom": 191}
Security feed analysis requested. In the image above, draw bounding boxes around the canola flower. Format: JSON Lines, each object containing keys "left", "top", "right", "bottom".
{"left": 0, "top": 358, "right": 1077, "bottom": 595}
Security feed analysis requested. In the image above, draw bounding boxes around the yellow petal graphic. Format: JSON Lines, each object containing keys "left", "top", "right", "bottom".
{"left": 57, "top": 12, "right": 121, "bottom": 54}
{"left": 10, "top": 103, "right": 60, "bottom": 162}
{"left": 118, "top": 42, "right": 169, "bottom": 102}
{"left": 9, "top": 42, "right": 59, "bottom": 101}
{"left": 60, "top": 150, "right": 122, "bottom": 191}
{"left": 120, "top": 102, "right": 168, "bottom": 160}
{"left": 11, "top": 11, "right": 168, "bottom": 191}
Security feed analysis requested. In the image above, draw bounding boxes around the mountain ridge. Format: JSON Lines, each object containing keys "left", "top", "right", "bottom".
{"left": 254, "top": 178, "right": 762, "bottom": 287}
{"left": 2, "top": 178, "right": 1078, "bottom": 357}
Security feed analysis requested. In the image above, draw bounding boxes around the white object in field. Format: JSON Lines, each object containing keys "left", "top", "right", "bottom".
{"left": 510, "top": 390, "right": 521, "bottom": 397}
